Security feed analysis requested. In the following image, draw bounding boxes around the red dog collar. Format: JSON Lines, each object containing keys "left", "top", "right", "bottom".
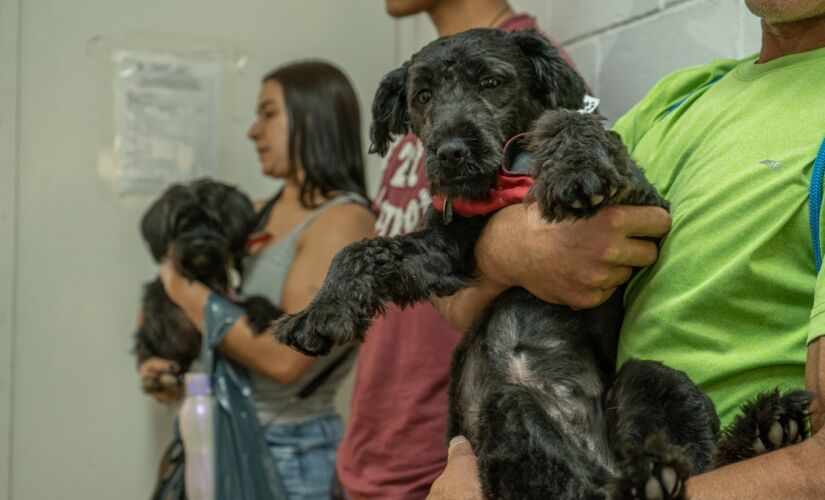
{"left": 431, "top": 133, "right": 534, "bottom": 221}
{"left": 245, "top": 231, "right": 273, "bottom": 251}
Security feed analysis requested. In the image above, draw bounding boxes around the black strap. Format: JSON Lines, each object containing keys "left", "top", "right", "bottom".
{"left": 253, "top": 191, "right": 282, "bottom": 232}
{"left": 296, "top": 347, "right": 356, "bottom": 399}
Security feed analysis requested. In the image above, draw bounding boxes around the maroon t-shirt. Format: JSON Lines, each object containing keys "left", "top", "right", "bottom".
{"left": 337, "top": 14, "right": 580, "bottom": 499}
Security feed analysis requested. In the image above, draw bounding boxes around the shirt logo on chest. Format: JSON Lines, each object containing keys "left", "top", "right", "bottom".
{"left": 758, "top": 159, "right": 782, "bottom": 171}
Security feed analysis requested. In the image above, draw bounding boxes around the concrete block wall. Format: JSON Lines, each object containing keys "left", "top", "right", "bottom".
{"left": 548, "top": 0, "right": 763, "bottom": 121}
{"left": 396, "top": 0, "right": 762, "bottom": 123}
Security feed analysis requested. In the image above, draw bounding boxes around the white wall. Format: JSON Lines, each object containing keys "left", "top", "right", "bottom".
{"left": 2, "top": 1, "right": 397, "bottom": 499}
{"left": 548, "top": 0, "right": 763, "bottom": 121}
{"left": 1, "top": 1, "right": 766, "bottom": 499}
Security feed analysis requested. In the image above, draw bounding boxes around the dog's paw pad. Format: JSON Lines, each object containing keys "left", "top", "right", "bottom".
{"left": 756, "top": 390, "right": 809, "bottom": 451}
{"left": 752, "top": 407, "right": 805, "bottom": 453}
{"left": 609, "top": 434, "right": 690, "bottom": 500}
{"left": 534, "top": 162, "right": 625, "bottom": 221}
{"left": 787, "top": 418, "right": 800, "bottom": 442}
{"left": 714, "top": 389, "right": 810, "bottom": 467}
{"left": 642, "top": 465, "right": 681, "bottom": 500}
{"left": 628, "top": 464, "right": 683, "bottom": 500}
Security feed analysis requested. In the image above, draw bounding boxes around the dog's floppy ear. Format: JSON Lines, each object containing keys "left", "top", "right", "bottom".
{"left": 369, "top": 62, "right": 411, "bottom": 156}
{"left": 140, "top": 188, "right": 176, "bottom": 262}
{"left": 510, "top": 30, "right": 586, "bottom": 110}
{"left": 191, "top": 178, "right": 255, "bottom": 254}
{"left": 217, "top": 185, "right": 256, "bottom": 255}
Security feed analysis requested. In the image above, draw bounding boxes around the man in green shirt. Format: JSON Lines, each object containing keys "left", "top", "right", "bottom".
{"left": 429, "top": 1, "right": 825, "bottom": 498}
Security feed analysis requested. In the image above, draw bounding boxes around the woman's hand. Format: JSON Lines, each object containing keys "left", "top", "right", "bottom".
{"left": 427, "top": 436, "right": 484, "bottom": 500}
{"left": 137, "top": 357, "right": 183, "bottom": 404}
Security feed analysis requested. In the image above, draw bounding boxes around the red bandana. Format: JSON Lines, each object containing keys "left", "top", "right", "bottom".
{"left": 431, "top": 134, "right": 534, "bottom": 219}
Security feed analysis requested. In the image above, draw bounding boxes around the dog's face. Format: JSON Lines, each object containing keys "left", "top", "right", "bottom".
{"left": 370, "top": 28, "right": 586, "bottom": 200}
{"left": 140, "top": 178, "right": 255, "bottom": 291}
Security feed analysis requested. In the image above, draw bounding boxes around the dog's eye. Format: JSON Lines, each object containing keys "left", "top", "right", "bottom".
{"left": 480, "top": 77, "right": 501, "bottom": 90}
{"left": 415, "top": 90, "right": 432, "bottom": 105}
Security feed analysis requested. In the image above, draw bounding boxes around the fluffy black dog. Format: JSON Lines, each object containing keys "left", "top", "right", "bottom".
{"left": 135, "top": 178, "right": 281, "bottom": 392}
{"left": 275, "top": 29, "right": 809, "bottom": 499}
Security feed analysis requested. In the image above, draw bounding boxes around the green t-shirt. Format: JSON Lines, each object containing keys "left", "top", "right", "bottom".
{"left": 613, "top": 47, "right": 825, "bottom": 427}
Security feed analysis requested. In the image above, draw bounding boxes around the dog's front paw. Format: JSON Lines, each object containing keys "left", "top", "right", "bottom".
{"left": 714, "top": 389, "right": 810, "bottom": 467}
{"left": 274, "top": 310, "right": 335, "bottom": 356}
{"left": 609, "top": 433, "right": 691, "bottom": 500}
{"left": 274, "top": 298, "right": 369, "bottom": 356}
{"left": 532, "top": 158, "right": 627, "bottom": 221}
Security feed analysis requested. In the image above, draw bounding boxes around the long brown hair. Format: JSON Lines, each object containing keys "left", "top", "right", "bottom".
{"left": 264, "top": 61, "right": 367, "bottom": 208}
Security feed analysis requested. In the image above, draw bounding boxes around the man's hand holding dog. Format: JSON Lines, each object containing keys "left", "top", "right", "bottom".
{"left": 482, "top": 203, "right": 670, "bottom": 306}
{"left": 434, "top": 203, "right": 671, "bottom": 331}
{"left": 427, "top": 436, "right": 484, "bottom": 500}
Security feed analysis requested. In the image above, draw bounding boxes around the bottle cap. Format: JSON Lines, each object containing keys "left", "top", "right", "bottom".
{"left": 184, "top": 372, "right": 212, "bottom": 396}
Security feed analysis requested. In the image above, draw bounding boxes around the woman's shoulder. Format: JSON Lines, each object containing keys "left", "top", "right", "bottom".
{"left": 300, "top": 198, "right": 375, "bottom": 244}
{"left": 316, "top": 199, "right": 375, "bottom": 228}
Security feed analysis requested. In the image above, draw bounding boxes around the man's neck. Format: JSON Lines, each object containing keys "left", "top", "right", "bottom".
{"left": 427, "top": 1, "right": 514, "bottom": 37}
{"left": 759, "top": 14, "right": 825, "bottom": 63}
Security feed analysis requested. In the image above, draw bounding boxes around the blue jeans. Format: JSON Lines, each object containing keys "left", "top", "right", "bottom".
{"left": 263, "top": 414, "right": 343, "bottom": 500}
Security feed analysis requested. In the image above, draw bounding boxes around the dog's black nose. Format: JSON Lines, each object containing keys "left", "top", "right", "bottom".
{"left": 437, "top": 139, "right": 469, "bottom": 167}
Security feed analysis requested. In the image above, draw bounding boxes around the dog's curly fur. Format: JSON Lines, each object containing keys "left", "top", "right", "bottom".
{"left": 274, "top": 29, "right": 809, "bottom": 499}
{"left": 135, "top": 178, "right": 282, "bottom": 392}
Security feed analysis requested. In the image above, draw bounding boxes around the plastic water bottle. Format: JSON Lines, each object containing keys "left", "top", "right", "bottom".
{"left": 179, "top": 373, "right": 214, "bottom": 500}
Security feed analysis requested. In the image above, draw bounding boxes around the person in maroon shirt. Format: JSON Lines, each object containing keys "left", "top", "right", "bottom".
{"left": 334, "top": 2, "right": 586, "bottom": 499}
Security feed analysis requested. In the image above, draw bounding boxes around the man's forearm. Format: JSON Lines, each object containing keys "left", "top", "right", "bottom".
{"left": 432, "top": 276, "right": 509, "bottom": 332}
{"left": 686, "top": 432, "right": 825, "bottom": 499}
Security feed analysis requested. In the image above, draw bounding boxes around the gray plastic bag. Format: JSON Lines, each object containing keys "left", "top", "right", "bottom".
{"left": 202, "top": 293, "right": 287, "bottom": 499}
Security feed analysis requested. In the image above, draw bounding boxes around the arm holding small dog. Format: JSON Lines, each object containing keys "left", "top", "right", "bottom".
{"left": 158, "top": 203, "right": 375, "bottom": 385}
{"left": 433, "top": 202, "right": 670, "bottom": 331}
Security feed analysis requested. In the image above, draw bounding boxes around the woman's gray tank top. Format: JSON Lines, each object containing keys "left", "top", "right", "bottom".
{"left": 241, "top": 188, "right": 367, "bottom": 425}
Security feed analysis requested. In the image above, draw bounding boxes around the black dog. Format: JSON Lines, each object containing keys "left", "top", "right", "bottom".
{"left": 135, "top": 178, "right": 281, "bottom": 392}
{"left": 275, "top": 29, "right": 809, "bottom": 499}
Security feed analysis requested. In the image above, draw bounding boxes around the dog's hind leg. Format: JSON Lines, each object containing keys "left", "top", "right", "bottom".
{"left": 275, "top": 215, "right": 485, "bottom": 356}
{"left": 607, "top": 431, "right": 692, "bottom": 500}
{"left": 605, "top": 360, "right": 720, "bottom": 499}
{"left": 476, "top": 385, "right": 609, "bottom": 500}
{"left": 713, "top": 389, "right": 810, "bottom": 468}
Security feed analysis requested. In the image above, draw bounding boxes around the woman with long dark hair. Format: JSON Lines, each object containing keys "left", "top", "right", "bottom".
{"left": 140, "top": 60, "right": 375, "bottom": 499}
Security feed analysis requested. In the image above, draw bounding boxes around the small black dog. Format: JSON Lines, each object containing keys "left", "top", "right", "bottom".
{"left": 275, "top": 29, "right": 809, "bottom": 499}
{"left": 135, "top": 178, "right": 281, "bottom": 392}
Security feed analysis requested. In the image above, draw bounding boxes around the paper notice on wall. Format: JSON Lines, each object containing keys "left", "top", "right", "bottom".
{"left": 113, "top": 51, "right": 221, "bottom": 196}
